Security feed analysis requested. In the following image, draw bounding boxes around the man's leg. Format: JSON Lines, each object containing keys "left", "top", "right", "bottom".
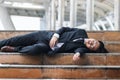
{"left": 16, "top": 43, "right": 51, "bottom": 55}
{"left": 0, "top": 32, "right": 40, "bottom": 49}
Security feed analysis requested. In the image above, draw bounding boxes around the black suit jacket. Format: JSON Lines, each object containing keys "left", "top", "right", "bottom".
{"left": 48, "top": 27, "right": 91, "bottom": 56}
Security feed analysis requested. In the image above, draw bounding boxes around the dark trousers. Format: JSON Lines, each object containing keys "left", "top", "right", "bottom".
{"left": 0, "top": 31, "right": 53, "bottom": 54}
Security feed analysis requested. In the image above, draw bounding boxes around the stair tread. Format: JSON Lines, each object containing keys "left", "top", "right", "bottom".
{"left": 0, "top": 52, "right": 119, "bottom": 65}
{"left": 0, "top": 67, "right": 119, "bottom": 79}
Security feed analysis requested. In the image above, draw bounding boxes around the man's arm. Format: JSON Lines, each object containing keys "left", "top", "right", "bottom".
{"left": 56, "top": 27, "right": 88, "bottom": 39}
{"left": 49, "top": 34, "right": 59, "bottom": 49}
{"left": 73, "top": 48, "right": 90, "bottom": 61}
{"left": 49, "top": 27, "right": 78, "bottom": 48}
{"left": 56, "top": 27, "right": 78, "bottom": 36}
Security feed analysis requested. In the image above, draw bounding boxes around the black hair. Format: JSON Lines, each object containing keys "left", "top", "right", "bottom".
{"left": 96, "top": 41, "right": 109, "bottom": 53}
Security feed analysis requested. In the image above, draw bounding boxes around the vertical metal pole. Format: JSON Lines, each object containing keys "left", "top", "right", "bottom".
{"left": 51, "top": 0, "right": 56, "bottom": 30}
{"left": 114, "top": 0, "right": 120, "bottom": 30}
{"left": 0, "top": 6, "right": 15, "bottom": 30}
{"left": 45, "top": 2, "right": 52, "bottom": 30}
{"left": 70, "top": 0, "right": 77, "bottom": 28}
{"left": 86, "top": 0, "right": 94, "bottom": 30}
{"left": 58, "top": 0, "right": 64, "bottom": 28}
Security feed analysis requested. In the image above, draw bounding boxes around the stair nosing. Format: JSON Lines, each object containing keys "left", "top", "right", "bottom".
{"left": 0, "top": 64, "right": 119, "bottom": 69}
{"left": 0, "top": 52, "right": 120, "bottom": 55}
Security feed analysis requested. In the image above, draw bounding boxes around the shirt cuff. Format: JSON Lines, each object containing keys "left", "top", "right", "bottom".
{"left": 75, "top": 52, "right": 80, "bottom": 56}
{"left": 53, "top": 33, "right": 60, "bottom": 38}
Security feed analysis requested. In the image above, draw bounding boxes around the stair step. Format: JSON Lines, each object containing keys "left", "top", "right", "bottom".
{"left": 0, "top": 31, "right": 120, "bottom": 52}
{"left": 0, "top": 31, "right": 119, "bottom": 41}
{"left": 0, "top": 32, "right": 119, "bottom": 79}
{"left": 44, "top": 53, "right": 120, "bottom": 65}
{"left": 104, "top": 43, "right": 120, "bottom": 52}
{"left": 0, "top": 53, "right": 42, "bottom": 65}
{"left": 88, "top": 31, "right": 120, "bottom": 41}
{"left": 0, "top": 53, "right": 120, "bottom": 65}
{"left": 0, "top": 65, "right": 119, "bottom": 79}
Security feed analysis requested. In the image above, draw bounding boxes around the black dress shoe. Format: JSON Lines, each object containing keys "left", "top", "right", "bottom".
{"left": 1, "top": 46, "right": 15, "bottom": 52}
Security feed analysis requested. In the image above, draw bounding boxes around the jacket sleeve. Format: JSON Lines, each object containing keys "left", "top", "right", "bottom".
{"left": 74, "top": 48, "right": 90, "bottom": 56}
{"left": 56, "top": 27, "right": 78, "bottom": 35}
{"left": 56, "top": 27, "right": 88, "bottom": 38}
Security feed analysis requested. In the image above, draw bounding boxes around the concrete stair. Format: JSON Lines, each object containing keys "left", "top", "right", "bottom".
{"left": 0, "top": 31, "right": 119, "bottom": 79}
{"left": 0, "top": 53, "right": 119, "bottom": 79}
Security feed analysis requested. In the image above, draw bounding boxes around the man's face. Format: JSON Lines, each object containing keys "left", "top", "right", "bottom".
{"left": 84, "top": 38, "right": 100, "bottom": 51}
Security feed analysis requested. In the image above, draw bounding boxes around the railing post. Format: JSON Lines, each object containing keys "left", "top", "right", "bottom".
{"left": 114, "top": 0, "right": 120, "bottom": 30}
{"left": 70, "top": 0, "right": 77, "bottom": 28}
{"left": 0, "top": 6, "right": 15, "bottom": 30}
{"left": 51, "top": 0, "right": 56, "bottom": 30}
{"left": 58, "top": 0, "right": 64, "bottom": 28}
{"left": 86, "top": 0, "right": 94, "bottom": 30}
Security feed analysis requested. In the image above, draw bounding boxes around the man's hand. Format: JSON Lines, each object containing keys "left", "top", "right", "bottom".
{"left": 73, "top": 52, "right": 80, "bottom": 61}
{"left": 49, "top": 36, "right": 58, "bottom": 49}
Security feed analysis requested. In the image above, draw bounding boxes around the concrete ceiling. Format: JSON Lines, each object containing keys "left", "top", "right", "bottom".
{"left": 0, "top": 0, "right": 114, "bottom": 23}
